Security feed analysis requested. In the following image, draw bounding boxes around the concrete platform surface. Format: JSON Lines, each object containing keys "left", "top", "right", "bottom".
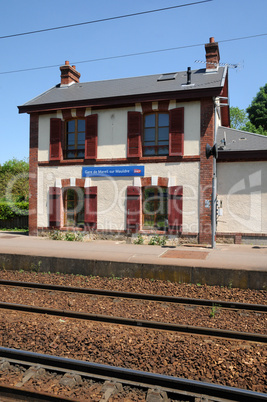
{"left": 0, "top": 232, "right": 266, "bottom": 272}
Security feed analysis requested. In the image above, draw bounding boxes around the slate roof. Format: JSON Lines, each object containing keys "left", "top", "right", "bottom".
{"left": 18, "top": 67, "right": 226, "bottom": 113}
{"left": 217, "top": 126, "right": 267, "bottom": 152}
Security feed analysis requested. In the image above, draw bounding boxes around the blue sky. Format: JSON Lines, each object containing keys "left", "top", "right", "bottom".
{"left": 0, "top": 0, "right": 266, "bottom": 165}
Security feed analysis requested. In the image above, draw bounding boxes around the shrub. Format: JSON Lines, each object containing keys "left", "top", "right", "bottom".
{"left": 0, "top": 201, "right": 29, "bottom": 220}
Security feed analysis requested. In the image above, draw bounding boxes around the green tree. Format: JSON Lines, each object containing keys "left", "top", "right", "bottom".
{"left": 247, "top": 83, "right": 267, "bottom": 131}
{"left": 230, "top": 107, "right": 249, "bottom": 130}
{"left": 0, "top": 158, "right": 29, "bottom": 202}
{"left": 230, "top": 106, "right": 267, "bottom": 136}
{"left": 242, "top": 121, "right": 267, "bottom": 136}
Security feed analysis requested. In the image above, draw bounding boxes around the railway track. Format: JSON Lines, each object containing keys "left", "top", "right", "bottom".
{"left": 0, "top": 300, "right": 266, "bottom": 343}
{"left": 0, "top": 277, "right": 266, "bottom": 393}
{"left": 0, "top": 279, "right": 266, "bottom": 312}
{"left": 0, "top": 279, "right": 266, "bottom": 343}
{"left": 0, "top": 347, "right": 266, "bottom": 402}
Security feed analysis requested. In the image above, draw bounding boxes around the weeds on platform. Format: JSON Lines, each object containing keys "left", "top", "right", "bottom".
{"left": 148, "top": 235, "right": 166, "bottom": 246}
{"left": 134, "top": 234, "right": 144, "bottom": 245}
{"left": 49, "top": 230, "right": 85, "bottom": 242}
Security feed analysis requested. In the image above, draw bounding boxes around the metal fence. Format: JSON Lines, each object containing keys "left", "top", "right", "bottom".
{"left": 0, "top": 216, "right": 28, "bottom": 229}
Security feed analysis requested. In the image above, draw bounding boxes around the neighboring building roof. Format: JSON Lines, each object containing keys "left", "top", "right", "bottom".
{"left": 18, "top": 67, "right": 226, "bottom": 113}
{"left": 217, "top": 126, "right": 267, "bottom": 161}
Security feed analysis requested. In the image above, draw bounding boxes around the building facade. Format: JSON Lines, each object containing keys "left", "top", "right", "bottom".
{"left": 217, "top": 127, "right": 267, "bottom": 244}
{"left": 19, "top": 37, "right": 230, "bottom": 244}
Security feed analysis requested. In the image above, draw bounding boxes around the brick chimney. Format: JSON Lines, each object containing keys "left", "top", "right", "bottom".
{"left": 205, "top": 37, "right": 220, "bottom": 71}
{"left": 60, "top": 61, "right": 81, "bottom": 85}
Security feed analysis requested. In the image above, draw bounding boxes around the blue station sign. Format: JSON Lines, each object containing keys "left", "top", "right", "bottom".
{"left": 82, "top": 166, "right": 145, "bottom": 177}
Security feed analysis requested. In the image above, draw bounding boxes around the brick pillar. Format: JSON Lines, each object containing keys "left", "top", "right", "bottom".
{"left": 199, "top": 98, "right": 214, "bottom": 245}
{"left": 235, "top": 234, "right": 242, "bottom": 244}
{"left": 29, "top": 114, "right": 38, "bottom": 236}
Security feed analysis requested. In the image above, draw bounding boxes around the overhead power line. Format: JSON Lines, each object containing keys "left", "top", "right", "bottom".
{"left": 0, "top": 0, "right": 212, "bottom": 40}
{"left": 0, "top": 33, "right": 266, "bottom": 75}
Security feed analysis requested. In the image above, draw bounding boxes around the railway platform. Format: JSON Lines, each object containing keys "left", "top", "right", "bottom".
{"left": 0, "top": 232, "right": 266, "bottom": 289}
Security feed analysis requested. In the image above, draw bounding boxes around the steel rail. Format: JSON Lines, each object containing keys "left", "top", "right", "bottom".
{"left": 0, "top": 301, "right": 266, "bottom": 343}
{"left": 0, "top": 279, "right": 266, "bottom": 312}
{"left": 0, "top": 384, "right": 74, "bottom": 401}
{"left": 0, "top": 347, "right": 266, "bottom": 402}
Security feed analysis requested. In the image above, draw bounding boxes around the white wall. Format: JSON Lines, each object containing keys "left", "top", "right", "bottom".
{"left": 96, "top": 106, "right": 135, "bottom": 159}
{"left": 37, "top": 162, "right": 199, "bottom": 232}
{"left": 38, "top": 112, "right": 58, "bottom": 161}
{"left": 37, "top": 101, "right": 201, "bottom": 162}
{"left": 178, "top": 101, "right": 200, "bottom": 156}
{"left": 217, "top": 161, "right": 267, "bottom": 233}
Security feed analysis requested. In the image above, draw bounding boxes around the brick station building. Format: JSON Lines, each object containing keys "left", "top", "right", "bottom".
{"left": 19, "top": 37, "right": 231, "bottom": 245}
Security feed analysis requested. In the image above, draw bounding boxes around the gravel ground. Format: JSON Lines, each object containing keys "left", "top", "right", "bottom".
{"left": 0, "top": 311, "right": 266, "bottom": 392}
{"left": 0, "top": 270, "right": 266, "bottom": 393}
{"left": 0, "top": 270, "right": 266, "bottom": 304}
{"left": 0, "top": 285, "right": 266, "bottom": 334}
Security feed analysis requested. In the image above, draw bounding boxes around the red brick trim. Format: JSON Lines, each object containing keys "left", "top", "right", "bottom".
{"left": 62, "top": 109, "right": 72, "bottom": 120}
{"left": 61, "top": 178, "right": 85, "bottom": 188}
{"left": 76, "top": 178, "right": 85, "bottom": 187}
{"left": 39, "top": 227, "right": 84, "bottom": 232}
{"left": 140, "top": 176, "right": 169, "bottom": 189}
{"left": 158, "top": 177, "right": 168, "bottom": 187}
{"left": 38, "top": 155, "right": 200, "bottom": 167}
{"left": 76, "top": 108, "right": 86, "bottom": 118}
{"left": 141, "top": 102, "right": 153, "bottom": 113}
{"left": 234, "top": 234, "right": 242, "bottom": 244}
{"left": 199, "top": 98, "right": 214, "bottom": 245}
{"left": 29, "top": 114, "right": 39, "bottom": 236}
{"left": 141, "top": 100, "right": 170, "bottom": 112}
{"left": 141, "top": 177, "right": 169, "bottom": 188}
{"left": 61, "top": 108, "right": 86, "bottom": 119}
{"left": 61, "top": 179, "right": 70, "bottom": 187}
{"left": 217, "top": 232, "right": 267, "bottom": 244}
{"left": 141, "top": 177, "right": 151, "bottom": 186}
{"left": 158, "top": 100, "right": 170, "bottom": 111}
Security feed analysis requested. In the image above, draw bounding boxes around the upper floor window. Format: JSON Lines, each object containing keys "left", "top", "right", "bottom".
{"left": 65, "top": 119, "right": 85, "bottom": 159}
{"left": 143, "top": 113, "right": 169, "bottom": 156}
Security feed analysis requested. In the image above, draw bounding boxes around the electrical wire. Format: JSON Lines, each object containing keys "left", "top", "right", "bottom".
{"left": 0, "top": 33, "right": 266, "bottom": 75}
{"left": 0, "top": 0, "right": 212, "bottom": 40}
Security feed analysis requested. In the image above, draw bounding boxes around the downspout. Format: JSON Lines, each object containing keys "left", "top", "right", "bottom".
{"left": 211, "top": 66, "right": 228, "bottom": 247}
{"left": 211, "top": 98, "right": 218, "bottom": 248}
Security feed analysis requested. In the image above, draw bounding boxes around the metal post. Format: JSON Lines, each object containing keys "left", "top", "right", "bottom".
{"left": 211, "top": 174, "right": 216, "bottom": 248}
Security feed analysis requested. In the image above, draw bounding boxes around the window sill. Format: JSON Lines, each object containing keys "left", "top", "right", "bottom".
{"left": 140, "top": 230, "right": 167, "bottom": 235}
{"left": 140, "top": 156, "right": 168, "bottom": 161}
{"left": 63, "top": 158, "right": 85, "bottom": 163}
{"left": 61, "top": 227, "right": 84, "bottom": 231}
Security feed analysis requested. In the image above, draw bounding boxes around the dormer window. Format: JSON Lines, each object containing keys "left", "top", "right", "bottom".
{"left": 65, "top": 119, "right": 85, "bottom": 159}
